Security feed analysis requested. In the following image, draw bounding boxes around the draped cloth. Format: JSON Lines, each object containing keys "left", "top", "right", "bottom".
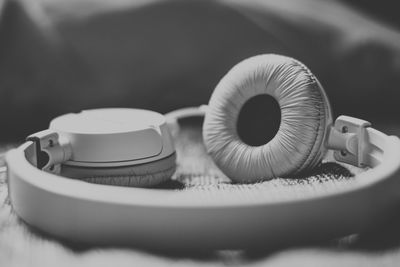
{"left": 0, "top": 0, "right": 400, "bottom": 141}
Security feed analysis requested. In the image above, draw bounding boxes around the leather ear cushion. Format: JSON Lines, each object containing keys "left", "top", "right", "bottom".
{"left": 203, "top": 54, "right": 332, "bottom": 183}
{"left": 60, "top": 153, "right": 176, "bottom": 188}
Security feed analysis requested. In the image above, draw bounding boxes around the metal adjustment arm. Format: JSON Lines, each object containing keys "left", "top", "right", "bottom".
{"left": 26, "top": 130, "right": 72, "bottom": 174}
{"left": 164, "top": 105, "right": 209, "bottom": 134}
{"left": 326, "top": 115, "right": 371, "bottom": 167}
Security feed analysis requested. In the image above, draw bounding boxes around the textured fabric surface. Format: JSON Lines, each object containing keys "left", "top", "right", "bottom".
{"left": 3, "top": 122, "right": 400, "bottom": 267}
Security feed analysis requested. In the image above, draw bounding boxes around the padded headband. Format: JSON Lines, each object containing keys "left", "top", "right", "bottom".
{"left": 5, "top": 117, "right": 400, "bottom": 249}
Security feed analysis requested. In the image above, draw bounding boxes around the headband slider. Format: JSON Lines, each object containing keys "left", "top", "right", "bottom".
{"left": 326, "top": 116, "right": 371, "bottom": 167}
{"left": 26, "top": 130, "right": 72, "bottom": 174}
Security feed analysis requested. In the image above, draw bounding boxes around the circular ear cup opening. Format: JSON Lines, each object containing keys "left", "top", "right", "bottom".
{"left": 203, "top": 54, "right": 332, "bottom": 183}
{"left": 237, "top": 94, "right": 281, "bottom": 146}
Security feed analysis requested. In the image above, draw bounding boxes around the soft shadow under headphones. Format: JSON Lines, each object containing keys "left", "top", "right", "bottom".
{"left": 5, "top": 54, "right": 400, "bottom": 250}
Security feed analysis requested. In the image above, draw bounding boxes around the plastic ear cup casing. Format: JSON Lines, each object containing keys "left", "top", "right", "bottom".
{"left": 203, "top": 54, "right": 333, "bottom": 182}
{"left": 49, "top": 108, "right": 176, "bottom": 187}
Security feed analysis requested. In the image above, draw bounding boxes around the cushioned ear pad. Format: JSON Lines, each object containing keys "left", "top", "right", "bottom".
{"left": 60, "top": 153, "right": 176, "bottom": 188}
{"left": 203, "top": 54, "right": 332, "bottom": 183}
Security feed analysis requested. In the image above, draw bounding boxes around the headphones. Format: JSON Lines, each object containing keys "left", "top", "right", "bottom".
{"left": 5, "top": 54, "right": 400, "bottom": 250}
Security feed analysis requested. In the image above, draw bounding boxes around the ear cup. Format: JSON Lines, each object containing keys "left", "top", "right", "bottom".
{"left": 203, "top": 54, "right": 332, "bottom": 183}
{"left": 60, "top": 153, "right": 176, "bottom": 187}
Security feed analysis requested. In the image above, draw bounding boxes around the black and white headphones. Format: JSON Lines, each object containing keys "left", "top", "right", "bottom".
{"left": 5, "top": 54, "right": 400, "bottom": 250}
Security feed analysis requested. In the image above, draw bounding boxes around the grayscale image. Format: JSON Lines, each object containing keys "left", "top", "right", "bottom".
{"left": 1, "top": 0, "right": 400, "bottom": 266}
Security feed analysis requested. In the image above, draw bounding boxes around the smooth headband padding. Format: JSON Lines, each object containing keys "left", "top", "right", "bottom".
{"left": 203, "top": 54, "right": 332, "bottom": 183}
{"left": 60, "top": 153, "right": 176, "bottom": 187}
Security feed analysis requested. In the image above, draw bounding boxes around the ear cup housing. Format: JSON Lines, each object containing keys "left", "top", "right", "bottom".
{"left": 61, "top": 153, "right": 176, "bottom": 187}
{"left": 203, "top": 54, "right": 332, "bottom": 182}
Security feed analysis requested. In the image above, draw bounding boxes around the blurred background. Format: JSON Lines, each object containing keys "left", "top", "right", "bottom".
{"left": 1, "top": 1, "right": 400, "bottom": 265}
{"left": 0, "top": 0, "right": 399, "bottom": 141}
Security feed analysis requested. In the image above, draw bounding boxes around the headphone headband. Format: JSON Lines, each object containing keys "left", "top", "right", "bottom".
{"left": 6, "top": 115, "right": 400, "bottom": 249}
{"left": 5, "top": 54, "right": 400, "bottom": 250}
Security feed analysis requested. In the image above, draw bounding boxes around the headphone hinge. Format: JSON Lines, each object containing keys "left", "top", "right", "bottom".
{"left": 26, "top": 130, "right": 72, "bottom": 174}
{"left": 326, "top": 115, "right": 371, "bottom": 167}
